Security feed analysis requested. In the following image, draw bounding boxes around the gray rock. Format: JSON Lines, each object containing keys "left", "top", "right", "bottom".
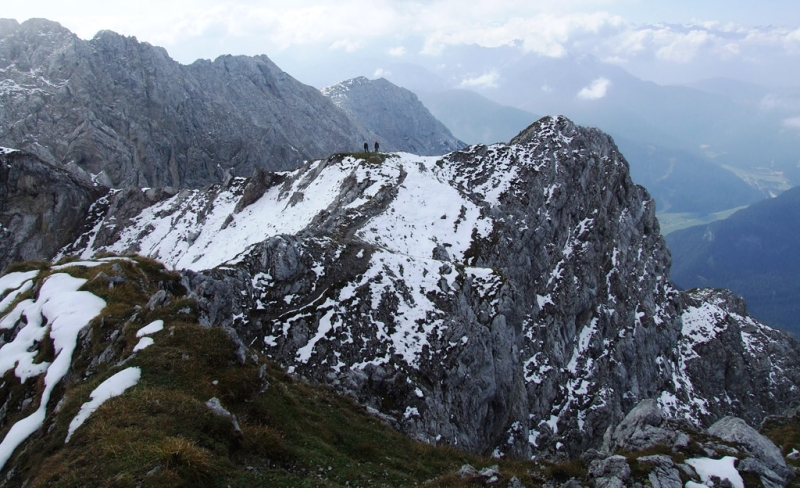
{"left": 588, "top": 455, "right": 630, "bottom": 482}
{"left": 205, "top": 397, "right": 243, "bottom": 439}
{"left": 593, "top": 477, "right": 625, "bottom": 488}
{"left": 0, "top": 19, "right": 381, "bottom": 188}
{"left": 509, "top": 476, "right": 526, "bottom": 488}
{"left": 321, "top": 77, "right": 464, "bottom": 156}
{"left": 737, "top": 457, "right": 785, "bottom": 488}
{"left": 637, "top": 455, "right": 682, "bottom": 488}
{"left": 458, "top": 464, "right": 478, "bottom": 478}
{"left": 146, "top": 289, "right": 170, "bottom": 310}
{"left": 605, "top": 399, "right": 669, "bottom": 452}
{"left": 234, "top": 168, "right": 284, "bottom": 214}
{"left": 707, "top": 416, "right": 793, "bottom": 483}
{"left": 676, "top": 463, "right": 697, "bottom": 479}
{"left": 0, "top": 149, "right": 107, "bottom": 272}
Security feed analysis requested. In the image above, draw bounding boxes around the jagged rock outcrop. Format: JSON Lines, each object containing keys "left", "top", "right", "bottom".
{"left": 665, "top": 288, "right": 800, "bottom": 428}
{"left": 0, "top": 18, "right": 379, "bottom": 188}
{"left": 0, "top": 148, "right": 107, "bottom": 271}
{"left": 602, "top": 399, "right": 691, "bottom": 454}
{"left": 708, "top": 417, "right": 794, "bottom": 486}
{"left": 17, "top": 116, "right": 800, "bottom": 461}
{"left": 322, "top": 77, "right": 464, "bottom": 155}
{"left": 586, "top": 400, "right": 795, "bottom": 488}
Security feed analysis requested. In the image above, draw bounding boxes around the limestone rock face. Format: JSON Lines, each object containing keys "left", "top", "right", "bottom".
{"left": 17, "top": 116, "right": 800, "bottom": 461}
{"left": 0, "top": 148, "right": 107, "bottom": 271}
{"left": 603, "top": 399, "right": 690, "bottom": 453}
{"left": 0, "top": 19, "right": 378, "bottom": 188}
{"left": 322, "top": 77, "right": 464, "bottom": 155}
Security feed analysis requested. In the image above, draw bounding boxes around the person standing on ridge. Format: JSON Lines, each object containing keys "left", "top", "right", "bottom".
{"left": 374, "top": 141, "right": 379, "bottom": 153}
{"left": 364, "top": 142, "right": 369, "bottom": 153}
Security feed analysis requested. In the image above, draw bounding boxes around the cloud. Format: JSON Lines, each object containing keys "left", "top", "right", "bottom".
{"left": 459, "top": 71, "right": 500, "bottom": 89}
{"left": 373, "top": 68, "right": 391, "bottom": 78}
{"left": 421, "top": 12, "right": 626, "bottom": 58}
{"left": 330, "top": 39, "right": 362, "bottom": 52}
{"left": 388, "top": 46, "right": 406, "bottom": 57}
{"left": 760, "top": 93, "right": 800, "bottom": 113}
{"left": 5, "top": 0, "right": 800, "bottom": 86}
{"left": 577, "top": 77, "right": 611, "bottom": 99}
{"left": 654, "top": 29, "right": 713, "bottom": 62}
{"left": 783, "top": 116, "right": 800, "bottom": 130}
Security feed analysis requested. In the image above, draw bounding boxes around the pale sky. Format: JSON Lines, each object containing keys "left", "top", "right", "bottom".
{"left": 5, "top": 1, "right": 800, "bottom": 87}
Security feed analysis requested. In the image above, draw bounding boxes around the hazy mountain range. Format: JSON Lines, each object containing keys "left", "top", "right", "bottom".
{"left": 668, "top": 185, "right": 800, "bottom": 338}
{"left": 360, "top": 47, "right": 799, "bottom": 217}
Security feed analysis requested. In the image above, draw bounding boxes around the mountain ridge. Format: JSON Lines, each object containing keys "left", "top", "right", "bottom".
{"left": 0, "top": 19, "right": 377, "bottom": 188}
{"left": 8, "top": 116, "right": 795, "bottom": 462}
{"left": 2, "top": 255, "right": 796, "bottom": 486}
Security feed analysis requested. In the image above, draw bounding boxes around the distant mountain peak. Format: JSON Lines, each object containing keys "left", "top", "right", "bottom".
{"left": 321, "top": 76, "right": 464, "bottom": 155}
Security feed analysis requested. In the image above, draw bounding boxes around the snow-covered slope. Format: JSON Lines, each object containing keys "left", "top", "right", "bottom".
{"left": 62, "top": 152, "right": 492, "bottom": 271}
{"left": 35, "top": 117, "right": 800, "bottom": 459}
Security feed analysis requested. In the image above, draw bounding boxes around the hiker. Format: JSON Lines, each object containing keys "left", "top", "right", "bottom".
{"left": 364, "top": 142, "right": 369, "bottom": 152}
{"left": 374, "top": 141, "right": 379, "bottom": 153}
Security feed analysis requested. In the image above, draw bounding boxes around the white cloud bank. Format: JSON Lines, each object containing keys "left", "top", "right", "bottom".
{"left": 578, "top": 78, "right": 611, "bottom": 99}
{"left": 4, "top": 0, "right": 800, "bottom": 86}
{"left": 783, "top": 116, "right": 800, "bottom": 130}
{"left": 7, "top": 1, "right": 799, "bottom": 59}
{"left": 459, "top": 71, "right": 500, "bottom": 89}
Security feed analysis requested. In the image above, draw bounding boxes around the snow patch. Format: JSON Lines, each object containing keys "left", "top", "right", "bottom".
{"left": 136, "top": 320, "right": 164, "bottom": 337}
{"left": 685, "top": 457, "right": 743, "bottom": 488}
{"left": 403, "top": 406, "right": 420, "bottom": 419}
{"left": 65, "top": 367, "right": 141, "bottom": 442}
{"left": 0, "top": 274, "right": 106, "bottom": 469}
{"left": 133, "top": 337, "right": 154, "bottom": 352}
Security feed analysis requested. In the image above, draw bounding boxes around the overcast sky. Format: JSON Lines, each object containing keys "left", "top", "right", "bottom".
{"left": 5, "top": 1, "right": 800, "bottom": 88}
